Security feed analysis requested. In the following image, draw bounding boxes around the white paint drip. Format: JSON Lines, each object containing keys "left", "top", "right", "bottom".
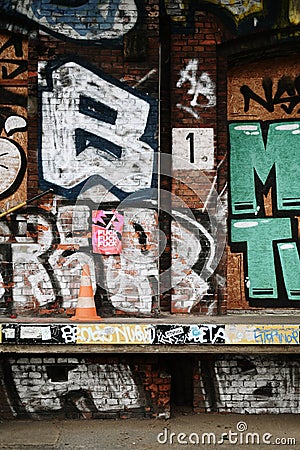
{"left": 133, "top": 69, "right": 157, "bottom": 88}
{"left": 176, "top": 103, "right": 201, "bottom": 119}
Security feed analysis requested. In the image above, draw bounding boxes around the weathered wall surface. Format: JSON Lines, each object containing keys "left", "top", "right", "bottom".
{"left": 0, "top": 0, "right": 232, "bottom": 318}
{"left": 0, "top": 0, "right": 298, "bottom": 321}
{"left": 0, "top": 354, "right": 171, "bottom": 419}
{"left": 2, "top": 353, "right": 300, "bottom": 419}
{"left": 170, "top": 11, "right": 227, "bottom": 315}
{"left": 0, "top": 205, "right": 160, "bottom": 317}
{"left": 0, "top": 0, "right": 163, "bottom": 318}
{"left": 0, "top": 0, "right": 300, "bottom": 420}
{"left": 0, "top": 32, "right": 28, "bottom": 209}
{"left": 194, "top": 355, "right": 300, "bottom": 414}
{"left": 227, "top": 55, "right": 300, "bottom": 310}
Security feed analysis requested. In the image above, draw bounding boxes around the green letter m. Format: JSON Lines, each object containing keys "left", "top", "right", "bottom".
{"left": 229, "top": 122, "right": 300, "bottom": 215}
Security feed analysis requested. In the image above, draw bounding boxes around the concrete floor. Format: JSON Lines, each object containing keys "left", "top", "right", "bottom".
{"left": 0, "top": 412, "right": 299, "bottom": 449}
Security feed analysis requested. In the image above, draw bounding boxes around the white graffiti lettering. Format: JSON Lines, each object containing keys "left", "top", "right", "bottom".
{"left": 40, "top": 61, "right": 156, "bottom": 199}
{"left": 102, "top": 209, "right": 158, "bottom": 314}
{"left": 177, "top": 59, "right": 216, "bottom": 115}
{"left": 77, "top": 324, "right": 154, "bottom": 344}
{"left": 9, "top": 357, "right": 143, "bottom": 415}
{"left": 61, "top": 325, "right": 77, "bottom": 344}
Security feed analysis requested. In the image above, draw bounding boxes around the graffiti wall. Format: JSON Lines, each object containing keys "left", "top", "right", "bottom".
{"left": 0, "top": 0, "right": 163, "bottom": 318}
{"left": 170, "top": 11, "right": 227, "bottom": 314}
{"left": 0, "top": 32, "right": 27, "bottom": 208}
{"left": 2, "top": 352, "right": 300, "bottom": 419}
{"left": 0, "top": 0, "right": 299, "bottom": 318}
{"left": 38, "top": 59, "right": 157, "bottom": 200}
{"left": 0, "top": 355, "right": 171, "bottom": 419}
{"left": 0, "top": 204, "right": 160, "bottom": 317}
{"left": 2, "top": 0, "right": 139, "bottom": 42}
{"left": 228, "top": 55, "right": 300, "bottom": 309}
{"left": 0, "top": 1, "right": 230, "bottom": 318}
{"left": 195, "top": 355, "right": 300, "bottom": 414}
{"left": 1, "top": 1, "right": 300, "bottom": 424}
{"left": 3, "top": 322, "right": 300, "bottom": 346}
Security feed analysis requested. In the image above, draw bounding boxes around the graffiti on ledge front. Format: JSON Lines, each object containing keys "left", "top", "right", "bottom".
{"left": 2, "top": 323, "right": 300, "bottom": 345}
{"left": 226, "top": 324, "right": 300, "bottom": 345}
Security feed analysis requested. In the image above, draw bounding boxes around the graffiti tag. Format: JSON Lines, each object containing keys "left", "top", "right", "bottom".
{"left": 176, "top": 59, "right": 216, "bottom": 118}
{"left": 241, "top": 76, "right": 300, "bottom": 114}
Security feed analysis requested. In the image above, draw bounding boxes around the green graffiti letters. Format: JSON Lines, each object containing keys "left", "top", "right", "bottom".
{"left": 229, "top": 122, "right": 300, "bottom": 304}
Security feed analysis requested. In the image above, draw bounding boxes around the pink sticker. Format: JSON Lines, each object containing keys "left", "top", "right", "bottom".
{"left": 92, "top": 210, "right": 124, "bottom": 255}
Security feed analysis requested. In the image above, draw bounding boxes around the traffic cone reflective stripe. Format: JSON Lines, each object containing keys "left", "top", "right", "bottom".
{"left": 70, "top": 263, "right": 102, "bottom": 321}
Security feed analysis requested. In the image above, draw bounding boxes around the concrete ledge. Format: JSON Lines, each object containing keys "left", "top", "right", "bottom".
{"left": 1, "top": 344, "right": 300, "bottom": 354}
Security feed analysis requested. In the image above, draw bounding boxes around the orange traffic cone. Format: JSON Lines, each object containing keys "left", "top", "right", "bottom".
{"left": 70, "top": 264, "right": 102, "bottom": 321}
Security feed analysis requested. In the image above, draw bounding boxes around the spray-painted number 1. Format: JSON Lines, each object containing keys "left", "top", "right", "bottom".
{"left": 186, "top": 132, "right": 194, "bottom": 163}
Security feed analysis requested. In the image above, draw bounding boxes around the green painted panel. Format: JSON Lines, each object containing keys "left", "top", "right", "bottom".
{"left": 229, "top": 122, "right": 300, "bottom": 214}
{"left": 231, "top": 218, "right": 293, "bottom": 299}
{"left": 277, "top": 242, "right": 300, "bottom": 300}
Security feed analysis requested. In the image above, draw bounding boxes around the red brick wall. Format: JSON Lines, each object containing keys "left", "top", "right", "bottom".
{"left": 170, "top": 11, "right": 229, "bottom": 314}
